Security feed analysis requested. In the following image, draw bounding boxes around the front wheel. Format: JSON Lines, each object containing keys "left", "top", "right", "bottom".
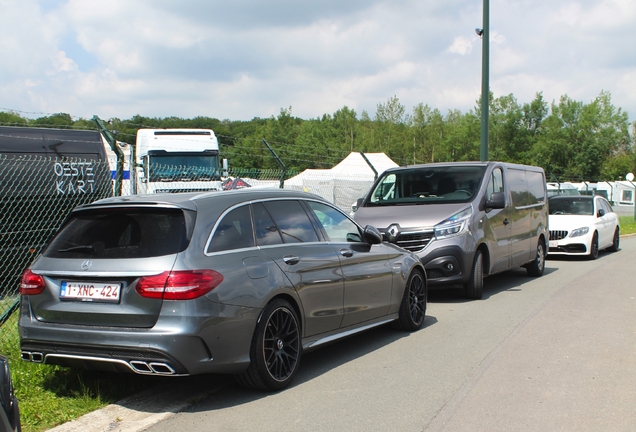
{"left": 465, "top": 250, "right": 484, "bottom": 300}
{"left": 526, "top": 240, "right": 545, "bottom": 277}
{"left": 394, "top": 270, "right": 426, "bottom": 331}
{"left": 236, "top": 299, "right": 301, "bottom": 391}
{"left": 588, "top": 232, "right": 599, "bottom": 260}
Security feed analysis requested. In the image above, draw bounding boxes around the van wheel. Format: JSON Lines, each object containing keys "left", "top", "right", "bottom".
{"left": 465, "top": 251, "right": 483, "bottom": 300}
{"left": 236, "top": 299, "right": 301, "bottom": 391}
{"left": 526, "top": 240, "right": 545, "bottom": 277}
{"left": 588, "top": 232, "right": 599, "bottom": 260}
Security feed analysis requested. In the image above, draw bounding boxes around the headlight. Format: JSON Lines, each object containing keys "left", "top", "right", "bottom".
{"left": 434, "top": 207, "right": 472, "bottom": 240}
{"left": 569, "top": 227, "right": 589, "bottom": 238}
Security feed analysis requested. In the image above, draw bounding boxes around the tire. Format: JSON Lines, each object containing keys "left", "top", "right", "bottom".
{"left": 394, "top": 270, "right": 426, "bottom": 331}
{"left": 588, "top": 232, "right": 599, "bottom": 260}
{"left": 608, "top": 228, "right": 620, "bottom": 252}
{"left": 465, "top": 250, "right": 484, "bottom": 300}
{"left": 237, "top": 299, "right": 301, "bottom": 391}
{"left": 526, "top": 240, "right": 545, "bottom": 277}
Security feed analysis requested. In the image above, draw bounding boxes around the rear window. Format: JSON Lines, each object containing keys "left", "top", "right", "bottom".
{"left": 43, "top": 208, "right": 190, "bottom": 258}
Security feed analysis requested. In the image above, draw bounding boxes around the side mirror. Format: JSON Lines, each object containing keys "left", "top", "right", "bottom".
{"left": 597, "top": 209, "right": 605, "bottom": 217}
{"left": 485, "top": 191, "right": 505, "bottom": 210}
{"left": 363, "top": 225, "right": 383, "bottom": 245}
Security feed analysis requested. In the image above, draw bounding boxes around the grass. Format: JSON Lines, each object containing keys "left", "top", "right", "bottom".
{"left": 620, "top": 216, "right": 636, "bottom": 235}
{"left": 0, "top": 311, "right": 159, "bottom": 432}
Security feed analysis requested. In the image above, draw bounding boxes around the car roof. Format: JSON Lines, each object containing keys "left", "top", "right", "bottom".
{"left": 75, "top": 188, "right": 327, "bottom": 212}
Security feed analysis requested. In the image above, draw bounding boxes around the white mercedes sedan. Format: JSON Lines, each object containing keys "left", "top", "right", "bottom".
{"left": 548, "top": 195, "right": 620, "bottom": 259}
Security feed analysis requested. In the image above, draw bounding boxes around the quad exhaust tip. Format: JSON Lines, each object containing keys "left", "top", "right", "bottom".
{"left": 129, "top": 360, "right": 176, "bottom": 375}
{"left": 22, "top": 351, "right": 177, "bottom": 375}
{"left": 21, "top": 351, "right": 43, "bottom": 362}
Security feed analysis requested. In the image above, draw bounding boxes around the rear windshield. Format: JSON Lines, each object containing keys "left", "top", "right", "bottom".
{"left": 548, "top": 197, "right": 594, "bottom": 215}
{"left": 365, "top": 166, "right": 486, "bottom": 206}
{"left": 43, "top": 208, "right": 190, "bottom": 258}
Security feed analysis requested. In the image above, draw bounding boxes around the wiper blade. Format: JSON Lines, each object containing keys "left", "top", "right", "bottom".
{"left": 58, "top": 245, "right": 95, "bottom": 253}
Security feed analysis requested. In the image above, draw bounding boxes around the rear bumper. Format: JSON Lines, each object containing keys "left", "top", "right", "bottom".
{"left": 19, "top": 296, "right": 260, "bottom": 375}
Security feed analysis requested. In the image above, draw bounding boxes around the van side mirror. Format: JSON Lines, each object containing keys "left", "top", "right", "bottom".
{"left": 597, "top": 209, "right": 605, "bottom": 217}
{"left": 363, "top": 225, "right": 383, "bottom": 244}
{"left": 485, "top": 192, "right": 505, "bottom": 209}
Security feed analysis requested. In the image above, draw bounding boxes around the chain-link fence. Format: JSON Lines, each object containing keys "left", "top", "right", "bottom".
{"left": 0, "top": 154, "right": 378, "bottom": 349}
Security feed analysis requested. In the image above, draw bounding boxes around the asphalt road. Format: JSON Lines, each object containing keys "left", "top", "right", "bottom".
{"left": 50, "top": 236, "right": 636, "bottom": 432}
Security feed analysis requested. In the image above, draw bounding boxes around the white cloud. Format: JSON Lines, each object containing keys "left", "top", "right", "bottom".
{"left": 0, "top": 0, "right": 634, "bottom": 122}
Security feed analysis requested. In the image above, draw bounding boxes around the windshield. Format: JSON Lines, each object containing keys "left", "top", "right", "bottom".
{"left": 548, "top": 197, "right": 594, "bottom": 215}
{"left": 366, "top": 166, "right": 486, "bottom": 206}
{"left": 149, "top": 153, "right": 220, "bottom": 182}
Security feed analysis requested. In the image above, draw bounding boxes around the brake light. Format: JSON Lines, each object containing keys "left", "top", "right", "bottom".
{"left": 136, "top": 270, "right": 224, "bottom": 300}
{"left": 20, "top": 269, "right": 46, "bottom": 295}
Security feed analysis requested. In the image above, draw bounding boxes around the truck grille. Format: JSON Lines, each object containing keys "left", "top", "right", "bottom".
{"left": 549, "top": 230, "right": 568, "bottom": 240}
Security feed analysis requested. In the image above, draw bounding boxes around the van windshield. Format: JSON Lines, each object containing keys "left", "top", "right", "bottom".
{"left": 366, "top": 166, "right": 486, "bottom": 206}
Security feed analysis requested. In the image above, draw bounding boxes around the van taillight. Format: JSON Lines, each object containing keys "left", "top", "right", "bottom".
{"left": 136, "top": 270, "right": 224, "bottom": 300}
{"left": 20, "top": 269, "right": 46, "bottom": 295}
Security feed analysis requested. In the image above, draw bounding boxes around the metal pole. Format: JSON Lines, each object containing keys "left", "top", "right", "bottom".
{"left": 479, "top": 0, "right": 490, "bottom": 162}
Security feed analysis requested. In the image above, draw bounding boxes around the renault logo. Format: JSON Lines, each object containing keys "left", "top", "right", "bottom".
{"left": 81, "top": 260, "right": 92, "bottom": 271}
{"left": 386, "top": 224, "right": 400, "bottom": 242}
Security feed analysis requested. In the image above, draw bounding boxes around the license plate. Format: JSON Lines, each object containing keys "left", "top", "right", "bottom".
{"left": 60, "top": 281, "right": 121, "bottom": 302}
{"left": 549, "top": 240, "right": 558, "bottom": 248}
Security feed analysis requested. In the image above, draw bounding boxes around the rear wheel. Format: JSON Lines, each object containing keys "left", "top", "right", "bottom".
{"left": 394, "top": 270, "right": 426, "bottom": 331}
{"left": 588, "top": 232, "right": 599, "bottom": 260}
{"left": 465, "top": 250, "right": 484, "bottom": 300}
{"left": 236, "top": 299, "right": 301, "bottom": 391}
{"left": 608, "top": 228, "right": 620, "bottom": 252}
{"left": 526, "top": 240, "right": 545, "bottom": 277}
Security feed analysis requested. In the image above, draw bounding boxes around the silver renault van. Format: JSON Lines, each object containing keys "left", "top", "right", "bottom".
{"left": 353, "top": 161, "right": 548, "bottom": 299}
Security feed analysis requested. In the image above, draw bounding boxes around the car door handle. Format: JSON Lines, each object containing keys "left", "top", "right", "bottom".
{"left": 283, "top": 255, "right": 299, "bottom": 265}
{"left": 503, "top": 218, "right": 510, "bottom": 225}
{"left": 340, "top": 249, "right": 354, "bottom": 257}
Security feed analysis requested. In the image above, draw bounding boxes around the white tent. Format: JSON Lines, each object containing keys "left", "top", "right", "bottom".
{"left": 284, "top": 152, "right": 398, "bottom": 211}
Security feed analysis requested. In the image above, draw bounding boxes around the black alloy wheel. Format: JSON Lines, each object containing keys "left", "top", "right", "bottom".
{"left": 589, "top": 232, "right": 599, "bottom": 260}
{"left": 608, "top": 228, "right": 620, "bottom": 252}
{"left": 237, "top": 299, "right": 301, "bottom": 391}
{"left": 395, "top": 270, "right": 426, "bottom": 331}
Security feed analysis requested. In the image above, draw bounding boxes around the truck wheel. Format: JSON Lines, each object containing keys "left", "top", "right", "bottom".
{"left": 465, "top": 251, "right": 483, "bottom": 300}
{"left": 526, "top": 240, "right": 545, "bottom": 277}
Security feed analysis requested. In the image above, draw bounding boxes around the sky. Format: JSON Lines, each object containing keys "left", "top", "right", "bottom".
{"left": 1, "top": 0, "right": 635, "bottom": 123}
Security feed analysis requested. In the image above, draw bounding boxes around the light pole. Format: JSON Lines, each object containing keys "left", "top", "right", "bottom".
{"left": 479, "top": 0, "right": 489, "bottom": 162}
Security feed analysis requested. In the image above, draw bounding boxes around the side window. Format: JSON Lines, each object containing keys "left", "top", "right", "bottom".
{"left": 371, "top": 174, "right": 397, "bottom": 202}
{"left": 486, "top": 168, "right": 504, "bottom": 198}
{"left": 252, "top": 202, "right": 283, "bottom": 246}
{"left": 263, "top": 200, "right": 320, "bottom": 243}
{"left": 206, "top": 205, "right": 255, "bottom": 253}
{"left": 526, "top": 171, "right": 545, "bottom": 204}
{"left": 306, "top": 201, "right": 362, "bottom": 243}
{"left": 507, "top": 168, "right": 529, "bottom": 206}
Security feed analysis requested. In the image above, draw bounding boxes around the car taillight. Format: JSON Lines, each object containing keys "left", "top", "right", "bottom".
{"left": 19, "top": 269, "right": 46, "bottom": 295}
{"left": 136, "top": 270, "right": 224, "bottom": 300}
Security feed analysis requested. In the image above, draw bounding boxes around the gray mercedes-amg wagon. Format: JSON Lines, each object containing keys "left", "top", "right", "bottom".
{"left": 18, "top": 188, "right": 426, "bottom": 390}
